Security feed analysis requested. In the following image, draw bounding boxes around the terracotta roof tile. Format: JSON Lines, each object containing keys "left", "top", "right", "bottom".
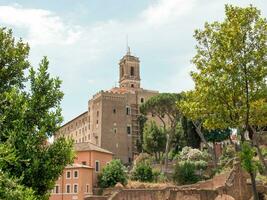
{"left": 74, "top": 142, "right": 113, "bottom": 154}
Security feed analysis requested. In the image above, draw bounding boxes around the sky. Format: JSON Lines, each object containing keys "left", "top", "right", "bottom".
{"left": 0, "top": 0, "right": 266, "bottom": 122}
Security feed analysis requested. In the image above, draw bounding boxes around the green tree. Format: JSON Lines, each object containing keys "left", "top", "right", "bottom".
{"left": 0, "top": 144, "right": 36, "bottom": 200}
{"left": 0, "top": 27, "right": 74, "bottom": 199}
{"left": 136, "top": 115, "right": 147, "bottom": 153}
{"left": 169, "top": 122, "right": 187, "bottom": 158}
{"left": 140, "top": 93, "right": 182, "bottom": 172}
{"left": 0, "top": 171, "right": 37, "bottom": 200}
{"left": 179, "top": 5, "right": 267, "bottom": 176}
{"left": 173, "top": 161, "right": 199, "bottom": 185}
{"left": 131, "top": 161, "right": 153, "bottom": 182}
{"left": 240, "top": 142, "right": 259, "bottom": 200}
{"left": 143, "top": 121, "right": 166, "bottom": 161}
{"left": 181, "top": 117, "right": 201, "bottom": 149}
{"left": 179, "top": 5, "right": 267, "bottom": 199}
{"left": 98, "top": 159, "right": 127, "bottom": 188}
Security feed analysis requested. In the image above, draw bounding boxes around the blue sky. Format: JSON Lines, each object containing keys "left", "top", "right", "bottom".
{"left": 0, "top": 0, "right": 266, "bottom": 122}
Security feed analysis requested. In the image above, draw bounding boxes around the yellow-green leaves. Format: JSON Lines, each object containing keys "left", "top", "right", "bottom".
{"left": 181, "top": 5, "right": 267, "bottom": 131}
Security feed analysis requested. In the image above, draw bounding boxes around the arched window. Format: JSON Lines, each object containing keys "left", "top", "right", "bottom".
{"left": 130, "top": 67, "right": 134, "bottom": 76}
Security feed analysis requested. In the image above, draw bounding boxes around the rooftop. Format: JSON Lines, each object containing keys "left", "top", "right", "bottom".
{"left": 75, "top": 142, "right": 113, "bottom": 154}
{"left": 65, "top": 163, "right": 93, "bottom": 169}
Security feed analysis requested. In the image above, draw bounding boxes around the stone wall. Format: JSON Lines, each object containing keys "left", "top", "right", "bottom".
{"left": 97, "top": 161, "right": 253, "bottom": 200}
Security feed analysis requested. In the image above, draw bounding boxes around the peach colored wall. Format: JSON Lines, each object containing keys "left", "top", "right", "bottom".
{"left": 75, "top": 151, "right": 91, "bottom": 166}
{"left": 90, "top": 151, "right": 113, "bottom": 186}
{"left": 49, "top": 167, "right": 93, "bottom": 200}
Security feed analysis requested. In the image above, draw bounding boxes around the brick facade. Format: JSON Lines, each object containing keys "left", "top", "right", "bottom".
{"left": 56, "top": 51, "right": 162, "bottom": 163}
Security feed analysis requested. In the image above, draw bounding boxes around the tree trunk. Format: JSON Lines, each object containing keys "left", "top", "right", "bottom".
{"left": 155, "top": 152, "right": 158, "bottom": 162}
{"left": 212, "top": 141, "right": 217, "bottom": 163}
{"left": 249, "top": 171, "right": 259, "bottom": 200}
{"left": 193, "top": 122, "right": 217, "bottom": 167}
{"left": 164, "top": 133, "right": 170, "bottom": 173}
{"left": 252, "top": 130, "right": 267, "bottom": 175}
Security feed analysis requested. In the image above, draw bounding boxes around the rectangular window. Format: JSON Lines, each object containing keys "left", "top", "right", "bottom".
{"left": 73, "top": 184, "right": 78, "bottom": 193}
{"left": 126, "top": 107, "right": 131, "bottom": 115}
{"left": 74, "top": 170, "right": 78, "bottom": 179}
{"left": 66, "top": 171, "right": 71, "bottom": 179}
{"left": 113, "top": 108, "right": 116, "bottom": 114}
{"left": 113, "top": 128, "right": 117, "bottom": 134}
{"left": 130, "top": 66, "right": 134, "bottom": 76}
{"left": 82, "top": 161, "right": 87, "bottom": 165}
{"left": 66, "top": 184, "right": 71, "bottom": 193}
{"left": 55, "top": 185, "right": 59, "bottom": 193}
{"left": 141, "top": 97, "right": 144, "bottom": 103}
{"left": 97, "top": 111, "right": 99, "bottom": 117}
{"left": 86, "top": 184, "right": 89, "bottom": 193}
{"left": 127, "top": 125, "right": 131, "bottom": 135}
{"left": 95, "top": 160, "right": 100, "bottom": 172}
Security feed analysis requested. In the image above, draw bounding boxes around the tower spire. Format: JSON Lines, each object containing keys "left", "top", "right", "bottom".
{"left": 126, "top": 34, "right": 131, "bottom": 55}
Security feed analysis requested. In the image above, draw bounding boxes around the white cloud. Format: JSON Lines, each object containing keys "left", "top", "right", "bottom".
{"left": 141, "top": 0, "right": 196, "bottom": 27}
{"left": 0, "top": 5, "right": 81, "bottom": 45}
{"left": 0, "top": 0, "right": 199, "bottom": 121}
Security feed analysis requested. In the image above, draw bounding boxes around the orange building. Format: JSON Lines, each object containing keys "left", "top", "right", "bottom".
{"left": 50, "top": 142, "right": 113, "bottom": 200}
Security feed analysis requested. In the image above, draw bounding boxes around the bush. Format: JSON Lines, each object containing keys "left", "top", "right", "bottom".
{"left": 131, "top": 162, "right": 153, "bottom": 182}
{"left": 152, "top": 169, "right": 167, "bottom": 183}
{"left": 177, "top": 146, "right": 210, "bottom": 162}
{"left": 175, "top": 146, "right": 209, "bottom": 171}
{"left": 173, "top": 161, "right": 199, "bottom": 185}
{"left": 98, "top": 159, "right": 127, "bottom": 188}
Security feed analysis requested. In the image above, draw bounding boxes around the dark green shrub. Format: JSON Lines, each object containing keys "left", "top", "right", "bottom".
{"left": 131, "top": 162, "right": 153, "bottom": 182}
{"left": 98, "top": 159, "right": 127, "bottom": 188}
{"left": 173, "top": 161, "right": 199, "bottom": 185}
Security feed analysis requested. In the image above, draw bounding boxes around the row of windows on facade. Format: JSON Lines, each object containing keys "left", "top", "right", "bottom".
{"left": 61, "top": 99, "right": 145, "bottom": 134}
{"left": 112, "top": 126, "right": 132, "bottom": 135}
{"left": 89, "top": 98, "right": 145, "bottom": 117}
{"left": 74, "top": 135, "right": 90, "bottom": 143}
{"left": 70, "top": 125, "right": 131, "bottom": 143}
{"left": 61, "top": 117, "right": 88, "bottom": 134}
{"left": 53, "top": 184, "right": 90, "bottom": 194}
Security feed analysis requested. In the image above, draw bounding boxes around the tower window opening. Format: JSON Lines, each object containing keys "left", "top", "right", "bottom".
{"left": 121, "top": 67, "right": 124, "bottom": 76}
{"left": 130, "top": 67, "right": 134, "bottom": 76}
{"left": 131, "top": 84, "right": 134, "bottom": 88}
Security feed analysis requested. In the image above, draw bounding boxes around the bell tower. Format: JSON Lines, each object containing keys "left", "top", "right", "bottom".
{"left": 119, "top": 47, "right": 141, "bottom": 89}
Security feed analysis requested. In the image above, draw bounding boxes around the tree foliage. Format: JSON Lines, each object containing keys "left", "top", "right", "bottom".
{"left": 0, "top": 27, "right": 74, "bottom": 199}
{"left": 179, "top": 5, "right": 267, "bottom": 172}
{"left": 131, "top": 161, "right": 153, "bottom": 182}
{"left": 180, "top": 4, "right": 267, "bottom": 132}
{"left": 181, "top": 117, "right": 201, "bottom": 149}
{"left": 143, "top": 121, "right": 166, "bottom": 161}
{"left": 140, "top": 93, "right": 182, "bottom": 171}
{"left": 98, "top": 159, "right": 127, "bottom": 188}
{"left": 0, "top": 171, "right": 36, "bottom": 200}
{"left": 240, "top": 142, "right": 259, "bottom": 200}
{"left": 173, "top": 161, "right": 199, "bottom": 185}
{"left": 204, "top": 129, "right": 231, "bottom": 143}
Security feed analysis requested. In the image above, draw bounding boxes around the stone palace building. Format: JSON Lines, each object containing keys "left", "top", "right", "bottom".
{"left": 56, "top": 49, "right": 160, "bottom": 164}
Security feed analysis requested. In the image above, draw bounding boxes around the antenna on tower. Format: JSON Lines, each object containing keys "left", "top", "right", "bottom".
{"left": 126, "top": 34, "right": 131, "bottom": 55}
